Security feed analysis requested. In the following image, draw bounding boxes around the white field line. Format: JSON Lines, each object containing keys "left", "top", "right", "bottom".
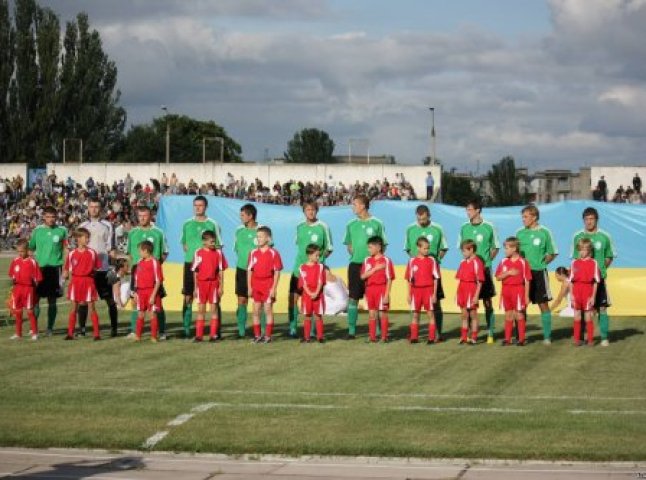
{"left": 142, "top": 402, "right": 218, "bottom": 450}
{"left": 570, "top": 409, "right": 646, "bottom": 415}
{"left": 12, "top": 384, "right": 646, "bottom": 403}
{"left": 141, "top": 431, "right": 169, "bottom": 449}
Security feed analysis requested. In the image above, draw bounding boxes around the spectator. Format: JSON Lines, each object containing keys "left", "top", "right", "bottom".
{"left": 597, "top": 176, "right": 608, "bottom": 202}
{"left": 633, "top": 173, "right": 642, "bottom": 194}
{"left": 426, "top": 172, "right": 435, "bottom": 200}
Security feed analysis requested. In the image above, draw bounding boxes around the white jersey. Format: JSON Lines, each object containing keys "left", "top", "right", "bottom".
{"left": 79, "top": 219, "right": 114, "bottom": 271}
{"left": 324, "top": 277, "right": 349, "bottom": 315}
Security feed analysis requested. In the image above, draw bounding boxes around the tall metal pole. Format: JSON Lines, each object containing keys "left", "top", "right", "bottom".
{"left": 162, "top": 106, "right": 170, "bottom": 164}
{"left": 218, "top": 137, "right": 224, "bottom": 163}
{"left": 429, "top": 107, "right": 436, "bottom": 165}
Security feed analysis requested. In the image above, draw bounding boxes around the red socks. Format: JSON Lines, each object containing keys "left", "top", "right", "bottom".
{"left": 303, "top": 318, "right": 312, "bottom": 341}
{"left": 504, "top": 320, "right": 513, "bottom": 343}
{"left": 91, "top": 312, "right": 100, "bottom": 339}
{"left": 315, "top": 316, "right": 324, "bottom": 340}
{"left": 573, "top": 320, "right": 582, "bottom": 343}
{"left": 586, "top": 321, "right": 595, "bottom": 345}
{"left": 471, "top": 327, "right": 478, "bottom": 342}
{"left": 410, "top": 322, "right": 419, "bottom": 341}
{"left": 28, "top": 311, "right": 37, "bottom": 335}
{"left": 67, "top": 311, "right": 77, "bottom": 337}
{"left": 380, "top": 314, "right": 389, "bottom": 341}
{"left": 253, "top": 323, "right": 261, "bottom": 338}
{"left": 428, "top": 323, "right": 436, "bottom": 342}
{"left": 517, "top": 316, "right": 526, "bottom": 343}
{"left": 265, "top": 323, "right": 274, "bottom": 338}
{"left": 460, "top": 327, "right": 468, "bottom": 341}
{"left": 196, "top": 318, "right": 205, "bottom": 339}
{"left": 210, "top": 317, "right": 219, "bottom": 338}
{"left": 368, "top": 318, "right": 377, "bottom": 341}
{"left": 150, "top": 315, "right": 159, "bottom": 340}
{"left": 136, "top": 316, "right": 144, "bottom": 338}
{"left": 14, "top": 311, "right": 23, "bottom": 337}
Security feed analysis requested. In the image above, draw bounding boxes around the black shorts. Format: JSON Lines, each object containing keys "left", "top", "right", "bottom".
{"left": 347, "top": 262, "right": 365, "bottom": 301}
{"left": 529, "top": 269, "right": 552, "bottom": 304}
{"left": 182, "top": 262, "right": 194, "bottom": 295}
{"left": 36, "top": 266, "right": 63, "bottom": 299}
{"left": 289, "top": 274, "right": 303, "bottom": 295}
{"left": 235, "top": 267, "right": 248, "bottom": 298}
{"left": 595, "top": 278, "right": 611, "bottom": 308}
{"left": 435, "top": 277, "right": 445, "bottom": 301}
{"left": 94, "top": 271, "right": 112, "bottom": 300}
{"left": 478, "top": 267, "right": 496, "bottom": 300}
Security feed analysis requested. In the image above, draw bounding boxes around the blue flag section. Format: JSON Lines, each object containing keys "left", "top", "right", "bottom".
{"left": 156, "top": 198, "right": 646, "bottom": 314}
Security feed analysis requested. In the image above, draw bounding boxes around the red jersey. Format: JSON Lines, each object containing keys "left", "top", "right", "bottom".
{"left": 495, "top": 257, "right": 532, "bottom": 285}
{"left": 135, "top": 257, "right": 163, "bottom": 289}
{"left": 568, "top": 257, "right": 600, "bottom": 284}
{"left": 192, "top": 248, "right": 228, "bottom": 281}
{"left": 298, "top": 263, "right": 326, "bottom": 293}
{"left": 456, "top": 256, "right": 485, "bottom": 283}
{"left": 9, "top": 256, "right": 42, "bottom": 286}
{"left": 405, "top": 256, "right": 440, "bottom": 287}
{"left": 64, "top": 248, "right": 101, "bottom": 277}
{"left": 361, "top": 255, "right": 395, "bottom": 286}
{"left": 248, "top": 247, "right": 283, "bottom": 279}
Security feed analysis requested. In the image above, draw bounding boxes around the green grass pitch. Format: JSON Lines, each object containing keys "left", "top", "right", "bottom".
{"left": 1, "top": 256, "right": 645, "bottom": 460}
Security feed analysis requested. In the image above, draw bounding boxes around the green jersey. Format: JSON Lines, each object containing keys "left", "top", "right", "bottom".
{"left": 404, "top": 222, "right": 448, "bottom": 260}
{"left": 127, "top": 225, "right": 168, "bottom": 264}
{"left": 180, "top": 217, "right": 222, "bottom": 263}
{"left": 29, "top": 224, "right": 68, "bottom": 267}
{"left": 516, "top": 225, "right": 558, "bottom": 270}
{"left": 234, "top": 225, "right": 259, "bottom": 269}
{"left": 292, "top": 220, "right": 333, "bottom": 275}
{"left": 457, "top": 220, "right": 500, "bottom": 268}
{"left": 571, "top": 229, "right": 616, "bottom": 279}
{"left": 343, "top": 216, "right": 387, "bottom": 264}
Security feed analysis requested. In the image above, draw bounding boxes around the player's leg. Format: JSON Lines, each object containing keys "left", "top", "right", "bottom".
{"left": 303, "top": 314, "right": 312, "bottom": 342}
{"left": 209, "top": 302, "right": 220, "bottom": 341}
{"left": 367, "top": 308, "right": 378, "bottom": 342}
{"left": 263, "top": 302, "right": 274, "bottom": 341}
{"left": 89, "top": 301, "right": 100, "bottom": 340}
{"left": 459, "top": 308, "right": 469, "bottom": 343}
{"left": 503, "top": 310, "right": 513, "bottom": 344}
{"left": 235, "top": 268, "right": 249, "bottom": 337}
{"left": 409, "top": 311, "right": 420, "bottom": 343}
{"left": 427, "top": 309, "right": 437, "bottom": 343}
{"left": 434, "top": 278, "right": 445, "bottom": 340}
{"left": 195, "top": 302, "right": 206, "bottom": 341}
{"left": 156, "top": 284, "right": 167, "bottom": 339}
{"left": 288, "top": 275, "right": 300, "bottom": 337}
{"left": 347, "top": 263, "right": 363, "bottom": 338}
{"left": 182, "top": 263, "right": 194, "bottom": 338}
{"left": 11, "top": 306, "right": 23, "bottom": 339}
{"left": 251, "top": 301, "right": 262, "bottom": 341}
{"left": 596, "top": 280, "right": 610, "bottom": 346}
{"left": 573, "top": 307, "right": 582, "bottom": 345}
{"left": 536, "top": 270, "right": 553, "bottom": 344}
{"left": 585, "top": 309, "right": 595, "bottom": 345}
{"left": 469, "top": 309, "right": 479, "bottom": 344}
{"left": 65, "top": 302, "right": 78, "bottom": 340}
{"left": 482, "top": 269, "right": 496, "bottom": 343}
{"left": 379, "top": 292, "right": 389, "bottom": 342}
{"left": 128, "top": 265, "right": 138, "bottom": 336}
{"left": 77, "top": 304, "right": 88, "bottom": 336}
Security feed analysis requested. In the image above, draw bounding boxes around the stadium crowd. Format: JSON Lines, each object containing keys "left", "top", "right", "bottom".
{"left": 0, "top": 172, "right": 417, "bottom": 249}
{"left": 593, "top": 173, "right": 645, "bottom": 203}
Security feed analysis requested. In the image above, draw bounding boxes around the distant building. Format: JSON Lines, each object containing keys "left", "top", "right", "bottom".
{"left": 334, "top": 155, "right": 396, "bottom": 165}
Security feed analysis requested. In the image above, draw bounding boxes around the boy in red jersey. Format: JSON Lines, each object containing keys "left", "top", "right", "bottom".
{"left": 456, "top": 239, "right": 485, "bottom": 344}
{"left": 63, "top": 228, "right": 102, "bottom": 340}
{"left": 192, "top": 231, "right": 228, "bottom": 342}
{"left": 569, "top": 238, "right": 600, "bottom": 346}
{"left": 8, "top": 239, "right": 42, "bottom": 340}
{"left": 405, "top": 237, "right": 440, "bottom": 344}
{"left": 495, "top": 237, "right": 532, "bottom": 346}
{"left": 298, "top": 244, "right": 327, "bottom": 343}
{"left": 360, "top": 236, "right": 395, "bottom": 342}
{"left": 134, "top": 241, "right": 163, "bottom": 342}
{"left": 247, "top": 226, "right": 283, "bottom": 343}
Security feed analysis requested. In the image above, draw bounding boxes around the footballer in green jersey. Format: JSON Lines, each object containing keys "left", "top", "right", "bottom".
{"left": 29, "top": 206, "right": 69, "bottom": 333}
{"left": 343, "top": 195, "right": 387, "bottom": 338}
{"left": 570, "top": 207, "right": 616, "bottom": 345}
{"left": 233, "top": 203, "right": 260, "bottom": 336}
{"left": 288, "top": 201, "right": 333, "bottom": 336}
{"left": 517, "top": 205, "right": 558, "bottom": 343}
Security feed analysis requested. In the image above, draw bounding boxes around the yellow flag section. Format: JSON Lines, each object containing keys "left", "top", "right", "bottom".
{"left": 160, "top": 264, "right": 644, "bottom": 316}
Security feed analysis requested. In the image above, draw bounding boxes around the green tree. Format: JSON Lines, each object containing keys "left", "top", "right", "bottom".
{"left": 117, "top": 115, "right": 242, "bottom": 163}
{"left": 440, "top": 169, "right": 478, "bottom": 206}
{"left": 487, "top": 156, "right": 528, "bottom": 206}
{"left": 0, "top": 0, "right": 15, "bottom": 163}
{"left": 284, "top": 128, "right": 335, "bottom": 164}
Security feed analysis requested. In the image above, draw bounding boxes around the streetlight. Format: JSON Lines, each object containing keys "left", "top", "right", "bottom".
{"left": 202, "top": 136, "right": 225, "bottom": 163}
{"left": 161, "top": 105, "right": 170, "bottom": 164}
{"left": 63, "top": 138, "right": 83, "bottom": 163}
{"left": 348, "top": 138, "right": 370, "bottom": 164}
{"left": 429, "top": 107, "right": 436, "bottom": 165}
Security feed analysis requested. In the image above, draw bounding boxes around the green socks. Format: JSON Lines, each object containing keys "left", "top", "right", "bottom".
{"left": 486, "top": 308, "right": 495, "bottom": 337}
{"left": 236, "top": 305, "right": 247, "bottom": 336}
{"left": 158, "top": 310, "right": 166, "bottom": 334}
{"left": 599, "top": 312, "right": 609, "bottom": 340}
{"left": 34, "top": 304, "right": 41, "bottom": 320}
{"left": 130, "top": 310, "right": 138, "bottom": 333}
{"left": 540, "top": 311, "right": 552, "bottom": 340}
{"left": 348, "top": 300, "right": 358, "bottom": 335}
{"left": 288, "top": 306, "right": 298, "bottom": 335}
{"left": 47, "top": 303, "right": 57, "bottom": 331}
{"left": 182, "top": 305, "right": 192, "bottom": 337}
{"left": 260, "top": 311, "right": 267, "bottom": 331}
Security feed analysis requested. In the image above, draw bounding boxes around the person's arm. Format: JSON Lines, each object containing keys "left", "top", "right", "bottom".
{"left": 473, "top": 280, "right": 482, "bottom": 308}
{"left": 343, "top": 222, "right": 353, "bottom": 255}
{"left": 270, "top": 270, "right": 280, "bottom": 300}
{"left": 62, "top": 252, "right": 70, "bottom": 280}
{"left": 544, "top": 227, "right": 558, "bottom": 265}
{"left": 112, "top": 281, "right": 124, "bottom": 308}
{"left": 489, "top": 248, "right": 499, "bottom": 262}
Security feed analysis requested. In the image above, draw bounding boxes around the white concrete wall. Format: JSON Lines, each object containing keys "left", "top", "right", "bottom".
{"left": 0, "top": 163, "right": 28, "bottom": 180}
{"left": 46, "top": 163, "right": 441, "bottom": 200}
{"left": 590, "top": 166, "right": 646, "bottom": 196}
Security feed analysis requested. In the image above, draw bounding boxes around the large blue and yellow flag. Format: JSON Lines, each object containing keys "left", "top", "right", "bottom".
{"left": 157, "top": 198, "right": 646, "bottom": 315}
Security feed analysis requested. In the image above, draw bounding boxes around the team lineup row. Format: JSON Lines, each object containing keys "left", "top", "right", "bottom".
{"left": 7, "top": 195, "right": 616, "bottom": 346}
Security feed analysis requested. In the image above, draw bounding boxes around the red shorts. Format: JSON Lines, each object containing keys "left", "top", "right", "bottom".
{"left": 571, "top": 283, "right": 595, "bottom": 311}
{"left": 136, "top": 288, "right": 162, "bottom": 312}
{"left": 410, "top": 286, "right": 434, "bottom": 312}
{"left": 365, "top": 285, "right": 389, "bottom": 311}
{"left": 301, "top": 293, "right": 325, "bottom": 316}
{"left": 196, "top": 280, "right": 220, "bottom": 305}
{"left": 500, "top": 285, "right": 527, "bottom": 311}
{"left": 251, "top": 277, "right": 274, "bottom": 304}
{"left": 68, "top": 276, "right": 98, "bottom": 303}
{"left": 11, "top": 285, "right": 36, "bottom": 310}
{"left": 457, "top": 282, "right": 479, "bottom": 309}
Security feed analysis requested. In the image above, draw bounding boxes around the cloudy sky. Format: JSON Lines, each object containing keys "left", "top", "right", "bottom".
{"left": 39, "top": 0, "right": 646, "bottom": 171}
